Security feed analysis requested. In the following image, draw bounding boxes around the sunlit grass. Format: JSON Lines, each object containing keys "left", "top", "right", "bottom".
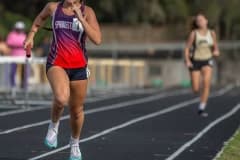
{"left": 215, "top": 129, "right": 240, "bottom": 160}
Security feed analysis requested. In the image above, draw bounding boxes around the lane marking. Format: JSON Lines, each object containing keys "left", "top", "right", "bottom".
{"left": 28, "top": 86, "right": 233, "bottom": 160}
{"left": 0, "top": 88, "right": 161, "bottom": 117}
{"left": 0, "top": 89, "right": 190, "bottom": 135}
{"left": 13, "top": 92, "right": 131, "bottom": 105}
{"left": 0, "top": 106, "right": 49, "bottom": 117}
{"left": 10, "top": 88, "right": 160, "bottom": 106}
{"left": 0, "top": 105, "right": 21, "bottom": 109}
{"left": 166, "top": 103, "right": 240, "bottom": 160}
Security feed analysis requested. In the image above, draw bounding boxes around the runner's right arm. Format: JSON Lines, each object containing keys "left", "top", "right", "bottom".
{"left": 184, "top": 31, "right": 195, "bottom": 68}
{"left": 24, "top": 2, "right": 56, "bottom": 49}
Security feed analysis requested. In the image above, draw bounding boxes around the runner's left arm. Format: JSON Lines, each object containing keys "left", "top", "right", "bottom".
{"left": 73, "top": 5, "right": 102, "bottom": 45}
{"left": 211, "top": 30, "right": 220, "bottom": 57}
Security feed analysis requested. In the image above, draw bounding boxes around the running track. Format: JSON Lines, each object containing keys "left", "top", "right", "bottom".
{"left": 0, "top": 86, "right": 240, "bottom": 160}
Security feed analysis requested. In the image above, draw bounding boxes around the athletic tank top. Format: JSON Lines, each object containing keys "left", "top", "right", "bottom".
{"left": 48, "top": 2, "right": 87, "bottom": 68}
{"left": 192, "top": 30, "right": 213, "bottom": 61}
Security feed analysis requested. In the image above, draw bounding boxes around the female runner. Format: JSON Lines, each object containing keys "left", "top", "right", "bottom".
{"left": 24, "top": 0, "right": 101, "bottom": 159}
{"left": 184, "top": 13, "right": 219, "bottom": 117}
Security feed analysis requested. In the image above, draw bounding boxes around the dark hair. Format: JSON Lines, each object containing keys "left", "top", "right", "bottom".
{"left": 191, "top": 13, "right": 208, "bottom": 30}
{"left": 191, "top": 16, "right": 198, "bottom": 30}
{"left": 63, "top": 0, "right": 83, "bottom": 2}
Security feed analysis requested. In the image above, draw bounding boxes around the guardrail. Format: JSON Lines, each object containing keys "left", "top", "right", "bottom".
{"left": 0, "top": 56, "right": 46, "bottom": 64}
{"left": 0, "top": 41, "right": 239, "bottom": 107}
{"left": 87, "top": 41, "right": 240, "bottom": 52}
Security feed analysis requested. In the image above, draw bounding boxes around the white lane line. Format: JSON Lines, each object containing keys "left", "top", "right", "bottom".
{"left": 90, "top": 88, "right": 160, "bottom": 95}
{"left": 0, "top": 106, "right": 50, "bottom": 117}
{"left": 28, "top": 86, "right": 233, "bottom": 160}
{"left": 0, "top": 105, "right": 21, "bottom": 109}
{"left": 0, "top": 95, "right": 121, "bottom": 117}
{"left": 0, "top": 89, "right": 190, "bottom": 135}
{"left": 13, "top": 92, "right": 130, "bottom": 106}
{"left": 13, "top": 88, "right": 159, "bottom": 105}
{"left": 13, "top": 100, "right": 51, "bottom": 106}
{"left": 0, "top": 88, "right": 159, "bottom": 117}
{"left": 86, "top": 88, "right": 157, "bottom": 103}
{"left": 29, "top": 99, "right": 200, "bottom": 160}
{"left": 166, "top": 103, "right": 240, "bottom": 160}
{"left": 0, "top": 93, "right": 129, "bottom": 116}
{"left": 13, "top": 91, "right": 130, "bottom": 106}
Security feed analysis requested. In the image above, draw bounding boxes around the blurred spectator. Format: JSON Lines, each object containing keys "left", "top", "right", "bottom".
{"left": 6, "top": 21, "right": 28, "bottom": 89}
{"left": 0, "top": 35, "right": 10, "bottom": 55}
{"left": 35, "top": 36, "right": 51, "bottom": 84}
{"left": 36, "top": 36, "right": 51, "bottom": 57}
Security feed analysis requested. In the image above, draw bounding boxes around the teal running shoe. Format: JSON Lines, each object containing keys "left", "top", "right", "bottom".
{"left": 69, "top": 144, "right": 82, "bottom": 160}
{"left": 44, "top": 124, "right": 58, "bottom": 149}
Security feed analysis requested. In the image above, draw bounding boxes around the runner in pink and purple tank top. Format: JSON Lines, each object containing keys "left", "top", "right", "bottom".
{"left": 24, "top": 1, "right": 101, "bottom": 159}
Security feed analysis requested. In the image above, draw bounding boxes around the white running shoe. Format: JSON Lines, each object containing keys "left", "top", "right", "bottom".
{"left": 69, "top": 143, "right": 82, "bottom": 160}
{"left": 44, "top": 123, "right": 58, "bottom": 149}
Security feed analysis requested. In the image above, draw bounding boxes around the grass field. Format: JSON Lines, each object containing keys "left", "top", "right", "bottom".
{"left": 215, "top": 129, "right": 240, "bottom": 160}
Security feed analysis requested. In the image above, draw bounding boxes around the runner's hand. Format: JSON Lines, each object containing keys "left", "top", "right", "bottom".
{"left": 185, "top": 60, "right": 193, "bottom": 68}
{"left": 23, "top": 38, "right": 34, "bottom": 50}
{"left": 72, "top": 4, "right": 86, "bottom": 22}
{"left": 213, "top": 49, "right": 220, "bottom": 57}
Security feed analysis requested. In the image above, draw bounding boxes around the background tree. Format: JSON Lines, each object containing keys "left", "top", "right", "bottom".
{"left": 0, "top": 0, "right": 239, "bottom": 41}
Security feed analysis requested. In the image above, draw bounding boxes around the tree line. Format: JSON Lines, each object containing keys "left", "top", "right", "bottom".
{"left": 0, "top": 0, "right": 240, "bottom": 40}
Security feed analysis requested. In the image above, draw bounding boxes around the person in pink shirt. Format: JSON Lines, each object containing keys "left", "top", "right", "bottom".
{"left": 6, "top": 21, "right": 28, "bottom": 89}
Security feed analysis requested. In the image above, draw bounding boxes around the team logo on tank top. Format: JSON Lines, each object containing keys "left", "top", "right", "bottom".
{"left": 72, "top": 18, "right": 83, "bottom": 32}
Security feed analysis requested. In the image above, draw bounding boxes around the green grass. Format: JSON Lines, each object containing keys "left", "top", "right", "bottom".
{"left": 215, "top": 129, "right": 240, "bottom": 160}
